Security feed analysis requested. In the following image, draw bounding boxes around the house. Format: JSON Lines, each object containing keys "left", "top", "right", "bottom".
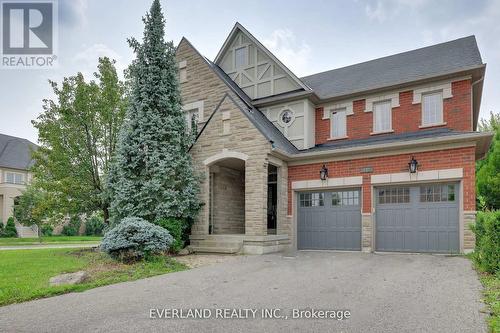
{"left": 176, "top": 23, "right": 493, "bottom": 254}
{"left": 0, "top": 133, "right": 38, "bottom": 237}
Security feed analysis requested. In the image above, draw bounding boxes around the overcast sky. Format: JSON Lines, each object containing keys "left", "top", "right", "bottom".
{"left": 1, "top": 0, "right": 499, "bottom": 143}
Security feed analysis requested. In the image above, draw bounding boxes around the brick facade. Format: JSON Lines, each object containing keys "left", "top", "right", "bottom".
{"left": 316, "top": 80, "right": 472, "bottom": 145}
{"left": 288, "top": 146, "right": 476, "bottom": 214}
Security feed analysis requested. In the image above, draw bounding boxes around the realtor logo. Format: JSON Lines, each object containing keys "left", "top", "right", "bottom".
{"left": 1, "top": 0, "right": 57, "bottom": 68}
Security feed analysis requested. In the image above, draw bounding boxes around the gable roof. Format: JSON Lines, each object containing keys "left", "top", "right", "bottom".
{"left": 179, "top": 38, "right": 299, "bottom": 155}
{"left": 0, "top": 133, "right": 37, "bottom": 170}
{"left": 214, "top": 22, "right": 311, "bottom": 93}
{"left": 301, "top": 35, "right": 484, "bottom": 100}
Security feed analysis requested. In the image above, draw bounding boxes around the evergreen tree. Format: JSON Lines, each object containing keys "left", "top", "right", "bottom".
{"left": 107, "top": 0, "right": 200, "bottom": 224}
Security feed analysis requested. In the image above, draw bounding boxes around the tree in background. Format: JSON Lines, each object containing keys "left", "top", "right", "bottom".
{"left": 13, "top": 185, "right": 49, "bottom": 239}
{"left": 476, "top": 111, "right": 500, "bottom": 210}
{"left": 107, "top": 0, "right": 200, "bottom": 224}
{"left": 31, "top": 57, "right": 127, "bottom": 223}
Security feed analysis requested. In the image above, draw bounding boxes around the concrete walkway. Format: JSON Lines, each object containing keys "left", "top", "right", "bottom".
{"left": 0, "top": 243, "right": 100, "bottom": 250}
{"left": 0, "top": 251, "right": 487, "bottom": 332}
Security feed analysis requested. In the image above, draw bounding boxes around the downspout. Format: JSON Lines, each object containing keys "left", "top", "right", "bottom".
{"left": 471, "top": 76, "right": 484, "bottom": 131}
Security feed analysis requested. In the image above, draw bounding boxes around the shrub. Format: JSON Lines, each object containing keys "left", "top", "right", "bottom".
{"left": 472, "top": 210, "right": 500, "bottom": 274}
{"left": 154, "top": 218, "right": 186, "bottom": 253}
{"left": 100, "top": 217, "right": 173, "bottom": 262}
{"left": 85, "top": 215, "right": 105, "bottom": 236}
{"left": 0, "top": 221, "right": 3, "bottom": 236}
{"left": 61, "top": 216, "right": 81, "bottom": 236}
{"left": 41, "top": 224, "right": 53, "bottom": 236}
{"left": 2, "top": 217, "right": 17, "bottom": 238}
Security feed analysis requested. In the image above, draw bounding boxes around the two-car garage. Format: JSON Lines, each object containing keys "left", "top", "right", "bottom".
{"left": 297, "top": 183, "right": 460, "bottom": 253}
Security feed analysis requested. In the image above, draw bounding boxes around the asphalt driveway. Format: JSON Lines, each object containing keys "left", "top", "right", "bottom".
{"left": 0, "top": 252, "right": 486, "bottom": 333}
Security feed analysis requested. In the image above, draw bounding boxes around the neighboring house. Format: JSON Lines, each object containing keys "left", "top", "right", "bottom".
{"left": 0, "top": 133, "right": 38, "bottom": 237}
{"left": 177, "top": 23, "right": 493, "bottom": 255}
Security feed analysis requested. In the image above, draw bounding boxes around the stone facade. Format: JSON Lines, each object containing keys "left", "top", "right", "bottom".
{"left": 361, "top": 213, "right": 372, "bottom": 252}
{"left": 463, "top": 211, "right": 476, "bottom": 252}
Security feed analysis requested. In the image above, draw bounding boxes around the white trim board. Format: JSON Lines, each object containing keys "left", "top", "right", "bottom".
{"left": 371, "top": 168, "right": 463, "bottom": 184}
{"left": 292, "top": 176, "right": 363, "bottom": 190}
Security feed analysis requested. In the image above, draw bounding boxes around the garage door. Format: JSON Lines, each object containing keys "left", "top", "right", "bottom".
{"left": 375, "top": 183, "right": 459, "bottom": 253}
{"left": 298, "top": 189, "right": 361, "bottom": 250}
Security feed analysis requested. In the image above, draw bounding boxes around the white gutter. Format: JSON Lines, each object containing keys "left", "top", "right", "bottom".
{"left": 271, "top": 131, "right": 494, "bottom": 161}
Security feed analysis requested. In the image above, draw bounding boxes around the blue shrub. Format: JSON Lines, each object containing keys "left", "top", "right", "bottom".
{"left": 101, "top": 217, "right": 173, "bottom": 262}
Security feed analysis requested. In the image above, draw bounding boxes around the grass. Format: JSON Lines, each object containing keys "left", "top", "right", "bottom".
{"left": 0, "top": 236, "right": 102, "bottom": 246}
{"left": 477, "top": 271, "right": 500, "bottom": 333}
{"left": 0, "top": 248, "right": 187, "bottom": 306}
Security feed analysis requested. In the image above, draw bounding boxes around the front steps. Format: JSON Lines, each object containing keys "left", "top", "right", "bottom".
{"left": 189, "top": 235, "right": 243, "bottom": 254}
{"left": 189, "top": 234, "right": 291, "bottom": 254}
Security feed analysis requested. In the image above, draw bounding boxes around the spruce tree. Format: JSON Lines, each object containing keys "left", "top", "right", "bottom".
{"left": 107, "top": 0, "right": 200, "bottom": 224}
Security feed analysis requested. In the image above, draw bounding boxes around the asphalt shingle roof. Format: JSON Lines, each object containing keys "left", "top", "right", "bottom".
{"left": 302, "top": 128, "right": 466, "bottom": 153}
{"left": 301, "top": 36, "right": 484, "bottom": 100}
{"left": 0, "top": 133, "right": 37, "bottom": 170}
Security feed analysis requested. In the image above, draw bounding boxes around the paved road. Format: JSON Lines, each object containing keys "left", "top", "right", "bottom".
{"left": 0, "top": 252, "right": 486, "bottom": 333}
{"left": 0, "top": 243, "right": 99, "bottom": 250}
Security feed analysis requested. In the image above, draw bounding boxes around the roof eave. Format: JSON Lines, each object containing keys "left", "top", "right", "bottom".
{"left": 252, "top": 90, "right": 320, "bottom": 107}
{"left": 315, "top": 64, "right": 486, "bottom": 104}
{"left": 271, "top": 131, "right": 494, "bottom": 162}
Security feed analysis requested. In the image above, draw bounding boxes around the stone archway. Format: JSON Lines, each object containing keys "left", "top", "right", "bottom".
{"left": 205, "top": 154, "right": 246, "bottom": 235}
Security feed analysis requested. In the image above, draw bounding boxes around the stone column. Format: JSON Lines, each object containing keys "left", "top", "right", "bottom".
{"left": 244, "top": 158, "right": 267, "bottom": 236}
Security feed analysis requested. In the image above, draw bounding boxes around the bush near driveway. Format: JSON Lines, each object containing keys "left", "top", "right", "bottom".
{"left": 101, "top": 217, "right": 173, "bottom": 262}
{"left": 472, "top": 210, "right": 500, "bottom": 274}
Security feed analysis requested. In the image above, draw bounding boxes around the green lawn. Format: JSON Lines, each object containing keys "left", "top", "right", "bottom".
{"left": 0, "top": 236, "right": 102, "bottom": 246}
{"left": 478, "top": 272, "right": 500, "bottom": 333}
{"left": 0, "top": 248, "right": 187, "bottom": 306}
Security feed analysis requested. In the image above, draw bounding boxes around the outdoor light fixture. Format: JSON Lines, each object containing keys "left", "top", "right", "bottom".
{"left": 408, "top": 156, "right": 418, "bottom": 173}
{"left": 320, "top": 164, "right": 329, "bottom": 180}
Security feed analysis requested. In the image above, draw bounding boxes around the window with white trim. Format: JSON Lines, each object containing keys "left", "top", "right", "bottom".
{"left": 4, "top": 172, "right": 25, "bottom": 184}
{"left": 373, "top": 100, "right": 392, "bottom": 133}
{"left": 185, "top": 109, "right": 198, "bottom": 131}
{"left": 234, "top": 47, "right": 247, "bottom": 69}
{"left": 331, "top": 108, "right": 347, "bottom": 138}
{"left": 422, "top": 91, "right": 443, "bottom": 126}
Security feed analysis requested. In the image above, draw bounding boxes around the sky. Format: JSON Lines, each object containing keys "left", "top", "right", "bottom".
{"left": 1, "top": 0, "right": 499, "bottom": 143}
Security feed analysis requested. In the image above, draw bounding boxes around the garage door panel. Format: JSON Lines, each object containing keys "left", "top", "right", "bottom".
{"left": 298, "top": 190, "right": 361, "bottom": 250}
{"left": 376, "top": 183, "right": 459, "bottom": 253}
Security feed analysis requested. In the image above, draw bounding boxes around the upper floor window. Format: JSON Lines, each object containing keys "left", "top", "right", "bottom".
{"left": 373, "top": 100, "right": 392, "bottom": 133}
{"left": 182, "top": 101, "right": 204, "bottom": 132}
{"left": 331, "top": 108, "right": 347, "bottom": 139}
{"left": 185, "top": 109, "right": 198, "bottom": 131}
{"left": 422, "top": 91, "right": 443, "bottom": 126}
{"left": 234, "top": 47, "right": 247, "bottom": 69}
{"left": 4, "top": 172, "right": 24, "bottom": 184}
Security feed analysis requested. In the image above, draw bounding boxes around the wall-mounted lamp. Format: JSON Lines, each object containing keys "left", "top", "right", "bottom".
{"left": 408, "top": 156, "right": 418, "bottom": 173}
{"left": 320, "top": 164, "right": 329, "bottom": 181}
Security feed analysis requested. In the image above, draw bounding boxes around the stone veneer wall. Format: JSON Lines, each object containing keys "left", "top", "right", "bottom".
{"left": 212, "top": 166, "right": 245, "bottom": 234}
{"left": 361, "top": 213, "right": 372, "bottom": 252}
{"left": 178, "top": 37, "right": 291, "bottom": 240}
{"left": 190, "top": 95, "right": 273, "bottom": 237}
{"left": 463, "top": 211, "right": 476, "bottom": 252}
